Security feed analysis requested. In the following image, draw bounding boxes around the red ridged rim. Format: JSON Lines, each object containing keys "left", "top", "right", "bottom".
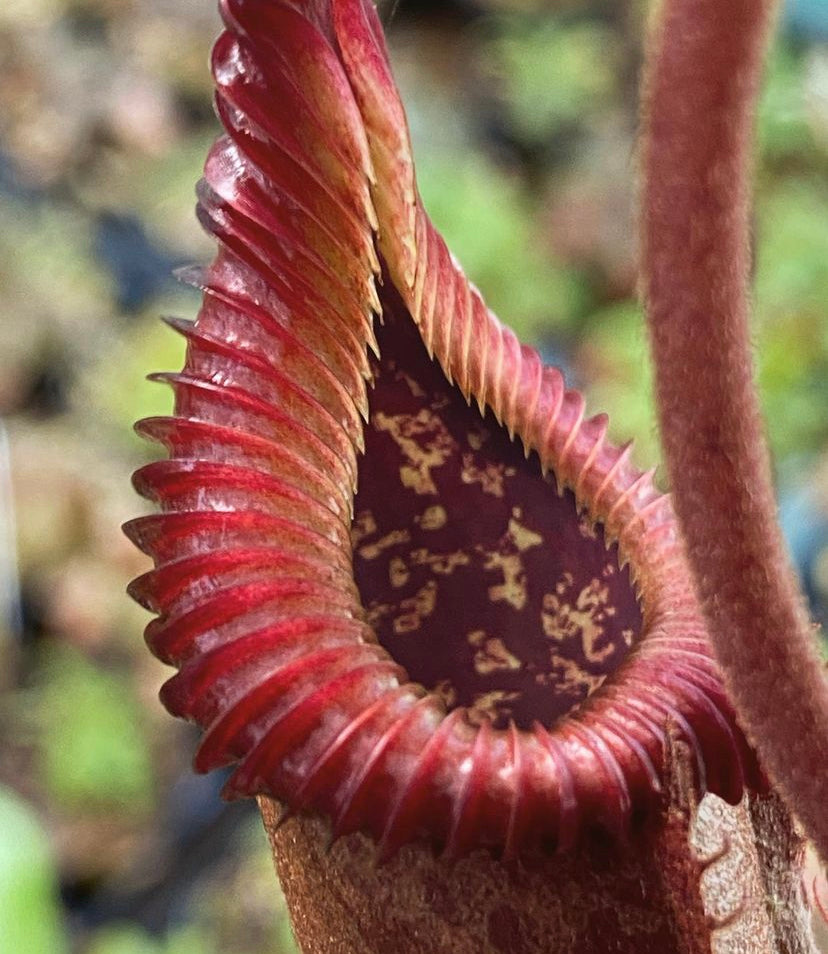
{"left": 126, "top": 0, "right": 761, "bottom": 860}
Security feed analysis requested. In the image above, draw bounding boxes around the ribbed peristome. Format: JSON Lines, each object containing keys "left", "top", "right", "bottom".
{"left": 126, "top": 0, "right": 760, "bottom": 861}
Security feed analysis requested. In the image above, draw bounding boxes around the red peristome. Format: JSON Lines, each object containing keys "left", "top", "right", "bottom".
{"left": 145, "top": 577, "right": 358, "bottom": 663}
{"left": 210, "top": 28, "right": 373, "bottom": 231}
{"left": 127, "top": 0, "right": 762, "bottom": 860}
{"left": 135, "top": 416, "right": 349, "bottom": 520}
{"left": 128, "top": 544, "right": 354, "bottom": 617}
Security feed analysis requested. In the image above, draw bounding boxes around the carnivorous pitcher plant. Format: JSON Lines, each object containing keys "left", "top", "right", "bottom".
{"left": 126, "top": 0, "right": 827, "bottom": 950}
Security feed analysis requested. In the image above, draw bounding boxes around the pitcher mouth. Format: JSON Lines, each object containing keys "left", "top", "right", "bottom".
{"left": 126, "top": 247, "right": 760, "bottom": 860}
{"left": 125, "top": 0, "right": 763, "bottom": 863}
{"left": 354, "top": 296, "right": 642, "bottom": 732}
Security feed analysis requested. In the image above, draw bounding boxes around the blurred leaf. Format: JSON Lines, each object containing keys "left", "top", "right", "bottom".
{"left": 578, "top": 300, "right": 662, "bottom": 474}
{"left": 85, "top": 925, "right": 213, "bottom": 954}
{"left": 0, "top": 199, "right": 111, "bottom": 322}
{"left": 758, "top": 40, "right": 828, "bottom": 170}
{"left": 185, "top": 817, "right": 299, "bottom": 954}
{"left": 756, "top": 179, "right": 828, "bottom": 316}
{"left": 85, "top": 132, "right": 218, "bottom": 259}
{"left": 77, "top": 308, "right": 187, "bottom": 454}
{"left": 416, "top": 151, "right": 589, "bottom": 337}
{"left": 488, "top": 18, "right": 618, "bottom": 143}
{"left": 33, "top": 645, "right": 154, "bottom": 811}
{"left": 86, "top": 926, "right": 161, "bottom": 954}
{"left": 755, "top": 179, "right": 828, "bottom": 459}
{"left": 0, "top": 786, "right": 68, "bottom": 954}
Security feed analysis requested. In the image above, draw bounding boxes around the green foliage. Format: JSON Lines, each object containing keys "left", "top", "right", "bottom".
{"left": 758, "top": 41, "right": 828, "bottom": 172}
{"left": 31, "top": 646, "right": 154, "bottom": 812}
{"left": 85, "top": 925, "right": 213, "bottom": 954}
{"left": 416, "top": 151, "right": 589, "bottom": 337}
{"left": 756, "top": 180, "right": 828, "bottom": 317}
{"left": 755, "top": 179, "right": 828, "bottom": 460}
{"left": 0, "top": 198, "right": 110, "bottom": 323}
{"left": 98, "top": 132, "right": 218, "bottom": 256}
{"left": 79, "top": 308, "right": 187, "bottom": 455}
{"left": 579, "top": 301, "right": 661, "bottom": 473}
{"left": 487, "top": 18, "right": 618, "bottom": 142}
{"left": 0, "top": 786, "right": 68, "bottom": 954}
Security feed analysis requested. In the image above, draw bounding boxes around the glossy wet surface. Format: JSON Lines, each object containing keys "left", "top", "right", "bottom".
{"left": 352, "top": 306, "right": 642, "bottom": 729}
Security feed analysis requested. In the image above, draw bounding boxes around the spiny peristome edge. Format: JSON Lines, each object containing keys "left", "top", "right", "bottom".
{"left": 125, "top": 0, "right": 761, "bottom": 860}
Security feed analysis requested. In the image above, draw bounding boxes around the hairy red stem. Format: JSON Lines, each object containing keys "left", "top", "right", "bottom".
{"left": 642, "top": 0, "right": 828, "bottom": 864}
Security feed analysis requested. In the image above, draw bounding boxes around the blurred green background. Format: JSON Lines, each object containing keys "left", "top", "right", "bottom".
{"left": 0, "top": 0, "right": 825, "bottom": 951}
